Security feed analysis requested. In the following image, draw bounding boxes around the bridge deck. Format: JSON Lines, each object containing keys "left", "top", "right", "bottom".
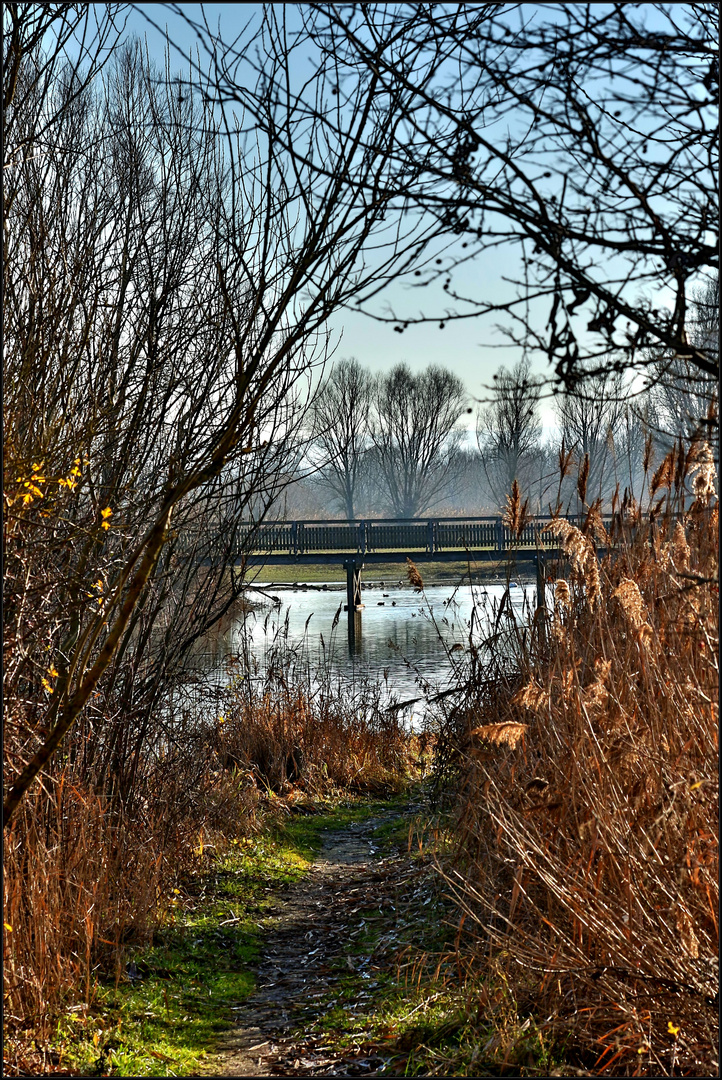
{"left": 190, "top": 515, "right": 610, "bottom": 566}
{"left": 243, "top": 548, "right": 528, "bottom": 566}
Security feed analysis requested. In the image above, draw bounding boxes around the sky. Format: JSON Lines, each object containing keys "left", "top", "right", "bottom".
{"left": 119, "top": 2, "right": 557, "bottom": 430}
{"left": 108, "top": 3, "right": 697, "bottom": 436}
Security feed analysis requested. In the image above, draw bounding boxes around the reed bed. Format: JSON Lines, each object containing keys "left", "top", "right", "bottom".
{"left": 434, "top": 447, "right": 718, "bottom": 1075}
{"left": 3, "top": 781, "right": 167, "bottom": 1063}
{"left": 212, "top": 656, "right": 414, "bottom": 798}
{"left": 3, "top": 641, "right": 415, "bottom": 1073}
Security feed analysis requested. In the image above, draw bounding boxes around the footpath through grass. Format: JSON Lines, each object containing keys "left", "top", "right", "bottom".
{"left": 273, "top": 805, "right": 567, "bottom": 1077}
{"left": 49, "top": 794, "right": 407, "bottom": 1077}
{"left": 48, "top": 785, "right": 568, "bottom": 1077}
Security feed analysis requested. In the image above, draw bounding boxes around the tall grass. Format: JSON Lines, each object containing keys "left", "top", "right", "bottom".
{"left": 435, "top": 446, "right": 718, "bottom": 1075}
{"left": 3, "top": 784, "right": 166, "bottom": 1048}
{"left": 3, "top": 635, "right": 415, "bottom": 1073}
{"left": 212, "top": 661, "right": 411, "bottom": 798}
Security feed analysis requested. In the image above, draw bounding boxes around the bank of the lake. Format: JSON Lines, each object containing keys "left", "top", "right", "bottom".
{"left": 245, "top": 556, "right": 538, "bottom": 587}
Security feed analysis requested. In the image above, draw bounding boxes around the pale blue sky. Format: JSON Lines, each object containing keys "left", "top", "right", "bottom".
{"left": 119, "top": 3, "right": 690, "bottom": 434}
{"left": 123, "top": 3, "right": 551, "bottom": 425}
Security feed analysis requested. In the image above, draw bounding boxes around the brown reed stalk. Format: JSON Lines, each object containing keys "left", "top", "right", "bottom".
{"left": 406, "top": 558, "right": 425, "bottom": 592}
{"left": 434, "top": 449, "right": 719, "bottom": 1076}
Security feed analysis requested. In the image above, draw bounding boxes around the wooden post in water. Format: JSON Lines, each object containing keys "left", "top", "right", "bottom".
{"left": 344, "top": 559, "right": 364, "bottom": 649}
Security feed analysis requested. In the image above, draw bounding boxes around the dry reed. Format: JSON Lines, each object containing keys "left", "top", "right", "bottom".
{"left": 436, "top": 453, "right": 718, "bottom": 1075}
{"left": 212, "top": 661, "right": 412, "bottom": 797}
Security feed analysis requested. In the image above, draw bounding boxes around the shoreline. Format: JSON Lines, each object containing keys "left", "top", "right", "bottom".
{"left": 244, "top": 556, "right": 539, "bottom": 590}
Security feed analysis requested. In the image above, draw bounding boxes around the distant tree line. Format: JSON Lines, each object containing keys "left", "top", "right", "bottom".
{"left": 308, "top": 360, "right": 468, "bottom": 518}
{"left": 285, "top": 280, "right": 717, "bottom": 521}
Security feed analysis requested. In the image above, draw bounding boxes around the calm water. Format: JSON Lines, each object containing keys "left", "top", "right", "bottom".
{"left": 185, "top": 579, "right": 537, "bottom": 725}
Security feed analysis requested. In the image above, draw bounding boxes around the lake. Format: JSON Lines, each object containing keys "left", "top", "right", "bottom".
{"left": 184, "top": 579, "right": 538, "bottom": 726}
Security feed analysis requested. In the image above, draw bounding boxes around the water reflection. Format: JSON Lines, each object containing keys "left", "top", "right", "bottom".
{"left": 184, "top": 581, "right": 537, "bottom": 723}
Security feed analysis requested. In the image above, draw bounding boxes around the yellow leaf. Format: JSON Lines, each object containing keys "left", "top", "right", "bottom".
{"left": 22, "top": 494, "right": 33, "bottom": 505}
{"left": 668, "top": 1022, "right": 680, "bottom": 1037}
{"left": 48, "top": 666, "right": 59, "bottom": 678}
{"left": 41, "top": 678, "right": 54, "bottom": 694}
{"left": 97, "top": 598, "right": 103, "bottom": 605}
{"left": 32, "top": 462, "right": 43, "bottom": 470}
{"left": 689, "top": 780, "right": 702, "bottom": 791}
{"left": 101, "top": 507, "right": 113, "bottom": 519}
{"left": 4, "top": 923, "right": 12, "bottom": 932}
{"left": 101, "top": 521, "right": 110, "bottom": 530}
{"left": 95, "top": 580, "right": 103, "bottom": 591}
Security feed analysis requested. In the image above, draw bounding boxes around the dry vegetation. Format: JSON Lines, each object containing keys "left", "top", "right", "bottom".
{"left": 432, "top": 443, "right": 718, "bottom": 1076}
{"left": 213, "top": 670, "right": 412, "bottom": 800}
{"left": 2, "top": 658, "right": 415, "bottom": 1073}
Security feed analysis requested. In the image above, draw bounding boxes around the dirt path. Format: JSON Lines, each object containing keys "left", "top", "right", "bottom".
{"left": 208, "top": 811, "right": 405, "bottom": 1077}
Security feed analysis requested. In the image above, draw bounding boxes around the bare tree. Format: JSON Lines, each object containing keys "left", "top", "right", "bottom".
{"left": 3, "top": 34, "right": 311, "bottom": 820}
{"left": 276, "top": 4, "right": 718, "bottom": 393}
{"left": 554, "top": 367, "right": 629, "bottom": 512}
{"left": 371, "top": 363, "right": 467, "bottom": 518}
{"left": 309, "top": 358, "right": 372, "bottom": 519}
{"left": 477, "top": 359, "right": 543, "bottom": 509}
{"left": 2, "top": 5, "right": 437, "bottom": 822}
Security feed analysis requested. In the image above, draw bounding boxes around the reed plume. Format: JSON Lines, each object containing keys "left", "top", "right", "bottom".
{"left": 502, "top": 479, "right": 529, "bottom": 538}
{"left": 690, "top": 441, "right": 717, "bottom": 500}
{"left": 406, "top": 557, "right": 424, "bottom": 591}
{"left": 650, "top": 448, "right": 675, "bottom": 498}
{"left": 470, "top": 721, "right": 527, "bottom": 749}
{"left": 670, "top": 520, "right": 691, "bottom": 570}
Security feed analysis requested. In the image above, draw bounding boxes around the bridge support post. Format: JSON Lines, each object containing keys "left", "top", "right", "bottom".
{"left": 495, "top": 517, "right": 505, "bottom": 554}
{"left": 344, "top": 559, "right": 364, "bottom": 648}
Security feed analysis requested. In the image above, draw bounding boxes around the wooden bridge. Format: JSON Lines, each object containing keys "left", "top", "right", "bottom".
{"left": 207, "top": 515, "right": 609, "bottom": 644}
{"left": 230, "top": 515, "right": 597, "bottom": 564}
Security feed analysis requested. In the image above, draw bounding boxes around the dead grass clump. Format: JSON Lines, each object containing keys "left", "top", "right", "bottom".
{"left": 3, "top": 779, "right": 166, "bottom": 1053}
{"left": 212, "top": 667, "right": 414, "bottom": 797}
{"left": 438, "top": 487, "right": 718, "bottom": 1074}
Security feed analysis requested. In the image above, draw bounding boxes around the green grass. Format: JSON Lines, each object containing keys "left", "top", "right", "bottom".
{"left": 276, "top": 792, "right": 410, "bottom": 862}
{"left": 247, "top": 558, "right": 535, "bottom": 587}
{"left": 51, "top": 836, "right": 306, "bottom": 1076}
{"left": 51, "top": 795, "right": 408, "bottom": 1077}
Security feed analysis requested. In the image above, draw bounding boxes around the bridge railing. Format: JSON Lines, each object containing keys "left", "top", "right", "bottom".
{"left": 226, "top": 515, "right": 615, "bottom": 559}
